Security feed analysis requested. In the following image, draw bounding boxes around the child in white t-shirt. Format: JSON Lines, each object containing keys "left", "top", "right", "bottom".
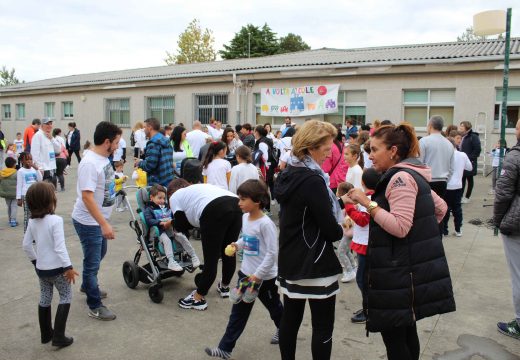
{"left": 202, "top": 141, "right": 231, "bottom": 190}
{"left": 229, "top": 146, "right": 259, "bottom": 194}
{"left": 344, "top": 144, "right": 364, "bottom": 189}
{"left": 14, "top": 132, "right": 24, "bottom": 156}
{"left": 205, "top": 179, "right": 282, "bottom": 359}
{"left": 17, "top": 152, "right": 43, "bottom": 232}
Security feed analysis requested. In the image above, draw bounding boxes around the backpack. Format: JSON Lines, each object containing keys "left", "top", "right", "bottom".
{"left": 256, "top": 137, "right": 278, "bottom": 165}
{"left": 180, "top": 157, "right": 203, "bottom": 184}
{"left": 130, "top": 131, "right": 136, "bottom": 147}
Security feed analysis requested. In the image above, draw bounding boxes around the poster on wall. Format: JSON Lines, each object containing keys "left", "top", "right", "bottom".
{"left": 260, "top": 84, "right": 339, "bottom": 117}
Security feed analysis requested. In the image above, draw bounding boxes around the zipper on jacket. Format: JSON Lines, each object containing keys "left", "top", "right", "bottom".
{"left": 410, "top": 272, "right": 416, "bottom": 321}
{"left": 365, "top": 270, "right": 370, "bottom": 337}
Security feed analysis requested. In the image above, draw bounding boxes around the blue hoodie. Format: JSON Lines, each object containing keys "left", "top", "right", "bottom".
{"left": 138, "top": 133, "right": 174, "bottom": 187}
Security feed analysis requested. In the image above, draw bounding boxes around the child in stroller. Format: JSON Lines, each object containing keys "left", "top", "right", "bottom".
{"left": 143, "top": 184, "right": 201, "bottom": 271}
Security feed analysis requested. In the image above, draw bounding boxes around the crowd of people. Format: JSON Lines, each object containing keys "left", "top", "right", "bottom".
{"left": 3, "top": 112, "right": 519, "bottom": 360}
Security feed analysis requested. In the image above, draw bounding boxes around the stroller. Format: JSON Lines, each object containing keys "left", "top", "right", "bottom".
{"left": 120, "top": 186, "right": 199, "bottom": 303}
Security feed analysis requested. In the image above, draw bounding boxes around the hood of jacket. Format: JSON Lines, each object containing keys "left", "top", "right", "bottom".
{"left": 274, "top": 166, "right": 322, "bottom": 203}
{"left": 390, "top": 157, "right": 432, "bottom": 182}
{"left": 149, "top": 133, "right": 171, "bottom": 148}
{"left": 0, "top": 168, "right": 16, "bottom": 178}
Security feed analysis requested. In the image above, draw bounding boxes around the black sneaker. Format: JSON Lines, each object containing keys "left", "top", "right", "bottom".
{"left": 80, "top": 287, "right": 107, "bottom": 299}
{"left": 205, "top": 347, "right": 231, "bottom": 359}
{"left": 351, "top": 310, "right": 367, "bottom": 324}
{"left": 178, "top": 290, "right": 208, "bottom": 310}
{"left": 270, "top": 328, "right": 279, "bottom": 344}
{"left": 497, "top": 319, "right": 520, "bottom": 340}
{"left": 217, "top": 281, "right": 230, "bottom": 298}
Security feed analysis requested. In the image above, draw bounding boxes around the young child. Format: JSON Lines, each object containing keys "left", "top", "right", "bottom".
{"left": 82, "top": 140, "right": 92, "bottom": 157}
{"left": 17, "top": 152, "right": 43, "bottom": 232}
{"left": 22, "top": 182, "right": 78, "bottom": 348}
{"left": 6, "top": 143, "right": 16, "bottom": 159}
{"left": 0, "top": 157, "right": 18, "bottom": 226}
{"left": 205, "top": 179, "right": 283, "bottom": 359}
{"left": 132, "top": 166, "right": 147, "bottom": 188}
{"left": 144, "top": 184, "right": 200, "bottom": 271}
{"left": 229, "top": 146, "right": 259, "bottom": 194}
{"left": 202, "top": 141, "right": 231, "bottom": 190}
{"left": 14, "top": 132, "right": 24, "bottom": 156}
{"left": 113, "top": 161, "right": 128, "bottom": 212}
{"left": 344, "top": 144, "right": 364, "bottom": 189}
{"left": 345, "top": 168, "right": 380, "bottom": 324}
{"left": 336, "top": 182, "right": 357, "bottom": 283}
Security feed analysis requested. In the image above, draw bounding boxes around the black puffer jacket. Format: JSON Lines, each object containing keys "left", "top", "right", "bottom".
{"left": 460, "top": 129, "right": 481, "bottom": 176}
{"left": 365, "top": 166, "right": 456, "bottom": 333}
{"left": 494, "top": 142, "right": 520, "bottom": 235}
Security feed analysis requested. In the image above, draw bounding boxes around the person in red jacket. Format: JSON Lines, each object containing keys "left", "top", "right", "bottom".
{"left": 23, "top": 119, "right": 41, "bottom": 152}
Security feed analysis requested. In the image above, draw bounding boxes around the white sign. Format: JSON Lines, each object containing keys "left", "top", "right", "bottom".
{"left": 260, "top": 84, "right": 339, "bottom": 117}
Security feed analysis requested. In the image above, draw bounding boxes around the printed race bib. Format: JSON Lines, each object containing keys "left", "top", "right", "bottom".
{"left": 243, "top": 235, "right": 260, "bottom": 257}
{"left": 49, "top": 152, "right": 56, "bottom": 160}
{"left": 24, "top": 173, "right": 38, "bottom": 185}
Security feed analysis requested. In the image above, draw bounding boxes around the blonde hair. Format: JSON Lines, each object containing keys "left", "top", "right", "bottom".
{"left": 132, "top": 121, "right": 144, "bottom": 131}
{"left": 292, "top": 120, "right": 337, "bottom": 160}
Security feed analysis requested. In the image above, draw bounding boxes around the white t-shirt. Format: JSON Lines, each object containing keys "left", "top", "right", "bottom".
{"left": 229, "top": 163, "right": 259, "bottom": 194}
{"left": 31, "top": 131, "right": 57, "bottom": 171}
{"left": 113, "top": 138, "right": 127, "bottom": 162}
{"left": 362, "top": 149, "right": 373, "bottom": 169}
{"left": 346, "top": 164, "right": 363, "bottom": 189}
{"left": 14, "top": 139, "right": 24, "bottom": 155}
{"left": 277, "top": 137, "right": 292, "bottom": 160}
{"left": 207, "top": 126, "right": 224, "bottom": 141}
{"left": 447, "top": 150, "right": 473, "bottom": 190}
{"left": 16, "top": 167, "right": 43, "bottom": 199}
{"left": 134, "top": 129, "right": 147, "bottom": 150}
{"left": 202, "top": 158, "right": 231, "bottom": 190}
{"left": 186, "top": 129, "right": 210, "bottom": 158}
{"left": 169, "top": 184, "right": 237, "bottom": 228}
{"left": 352, "top": 202, "right": 369, "bottom": 246}
{"left": 72, "top": 150, "right": 116, "bottom": 226}
{"left": 236, "top": 213, "right": 278, "bottom": 280}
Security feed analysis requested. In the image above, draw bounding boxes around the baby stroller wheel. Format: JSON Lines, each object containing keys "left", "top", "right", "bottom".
{"left": 122, "top": 261, "right": 140, "bottom": 289}
{"left": 148, "top": 284, "right": 164, "bottom": 303}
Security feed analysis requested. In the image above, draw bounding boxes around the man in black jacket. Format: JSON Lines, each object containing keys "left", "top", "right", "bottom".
{"left": 459, "top": 121, "right": 481, "bottom": 203}
{"left": 494, "top": 119, "right": 520, "bottom": 340}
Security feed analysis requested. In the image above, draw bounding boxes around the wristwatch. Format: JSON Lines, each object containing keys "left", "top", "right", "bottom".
{"left": 367, "top": 201, "right": 379, "bottom": 214}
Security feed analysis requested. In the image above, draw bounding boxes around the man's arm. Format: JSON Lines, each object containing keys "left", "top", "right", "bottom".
{"left": 82, "top": 191, "right": 114, "bottom": 239}
{"left": 30, "top": 134, "right": 43, "bottom": 169}
{"left": 138, "top": 144, "right": 158, "bottom": 172}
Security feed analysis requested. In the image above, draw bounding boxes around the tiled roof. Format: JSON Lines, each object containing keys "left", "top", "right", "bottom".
{"left": 2, "top": 38, "right": 518, "bottom": 93}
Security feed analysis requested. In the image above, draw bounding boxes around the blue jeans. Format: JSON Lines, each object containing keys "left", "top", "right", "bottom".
{"left": 73, "top": 219, "right": 107, "bottom": 309}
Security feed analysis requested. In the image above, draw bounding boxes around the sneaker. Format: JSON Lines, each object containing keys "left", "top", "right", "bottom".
{"left": 454, "top": 231, "right": 462, "bottom": 237}
{"left": 217, "top": 281, "right": 230, "bottom": 298}
{"left": 191, "top": 254, "right": 201, "bottom": 269}
{"left": 88, "top": 305, "right": 116, "bottom": 321}
{"left": 80, "top": 286, "right": 108, "bottom": 299}
{"left": 488, "top": 189, "right": 496, "bottom": 195}
{"left": 461, "top": 197, "right": 470, "bottom": 204}
{"left": 178, "top": 290, "right": 208, "bottom": 310}
{"left": 229, "top": 280, "right": 248, "bottom": 304}
{"left": 443, "top": 230, "right": 449, "bottom": 236}
{"left": 116, "top": 207, "right": 126, "bottom": 212}
{"left": 341, "top": 270, "right": 356, "bottom": 283}
{"left": 497, "top": 319, "right": 520, "bottom": 340}
{"left": 351, "top": 310, "right": 367, "bottom": 324}
{"left": 270, "top": 328, "right": 280, "bottom": 344}
{"left": 205, "top": 347, "right": 231, "bottom": 359}
{"left": 9, "top": 220, "right": 16, "bottom": 227}
{"left": 168, "top": 259, "right": 183, "bottom": 271}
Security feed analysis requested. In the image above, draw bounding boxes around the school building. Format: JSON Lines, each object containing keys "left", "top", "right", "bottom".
{"left": 1, "top": 38, "right": 519, "bottom": 170}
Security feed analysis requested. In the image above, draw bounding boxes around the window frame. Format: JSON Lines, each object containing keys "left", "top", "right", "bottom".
{"left": 15, "top": 103, "right": 25, "bottom": 121}
{"left": 1, "top": 104, "right": 11, "bottom": 120}
{"left": 145, "top": 95, "right": 175, "bottom": 126}
{"left": 195, "top": 93, "right": 229, "bottom": 125}
{"left": 105, "top": 98, "right": 131, "bottom": 128}
{"left": 402, "top": 89, "right": 456, "bottom": 129}
{"left": 495, "top": 88, "right": 520, "bottom": 132}
{"left": 44, "top": 102, "right": 56, "bottom": 120}
{"left": 62, "top": 101, "right": 74, "bottom": 119}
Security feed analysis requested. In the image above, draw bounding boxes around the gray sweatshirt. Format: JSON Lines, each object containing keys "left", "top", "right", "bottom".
{"left": 419, "top": 133, "right": 454, "bottom": 182}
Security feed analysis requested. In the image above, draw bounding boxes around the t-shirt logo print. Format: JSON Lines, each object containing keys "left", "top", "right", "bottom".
{"left": 102, "top": 163, "right": 116, "bottom": 207}
{"left": 390, "top": 177, "right": 406, "bottom": 189}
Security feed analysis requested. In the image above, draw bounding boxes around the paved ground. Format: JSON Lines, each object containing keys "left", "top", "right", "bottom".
{"left": 1, "top": 162, "right": 520, "bottom": 360}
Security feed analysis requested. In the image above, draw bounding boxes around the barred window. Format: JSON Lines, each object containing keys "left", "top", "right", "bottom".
{"left": 195, "top": 94, "right": 228, "bottom": 124}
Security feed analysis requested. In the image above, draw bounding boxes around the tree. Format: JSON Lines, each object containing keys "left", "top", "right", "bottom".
{"left": 457, "top": 26, "right": 503, "bottom": 42}
{"left": 165, "top": 19, "right": 216, "bottom": 65}
{"left": 278, "top": 33, "right": 311, "bottom": 54}
{"left": 0, "top": 66, "right": 22, "bottom": 86}
{"left": 220, "top": 23, "right": 279, "bottom": 59}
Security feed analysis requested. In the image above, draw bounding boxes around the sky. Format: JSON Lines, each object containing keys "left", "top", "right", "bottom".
{"left": 1, "top": 0, "right": 518, "bottom": 82}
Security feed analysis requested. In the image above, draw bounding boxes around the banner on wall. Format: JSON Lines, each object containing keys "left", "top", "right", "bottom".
{"left": 260, "top": 84, "right": 339, "bottom": 117}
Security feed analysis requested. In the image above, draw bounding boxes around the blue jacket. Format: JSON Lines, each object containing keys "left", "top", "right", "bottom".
{"left": 67, "top": 129, "right": 81, "bottom": 152}
{"left": 345, "top": 125, "right": 358, "bottom": 138}
{"left": 144, "top": 202, "right": 173, "bottom": 234}
{"left": 138, "top": 133, "right": 174, "bottom": 187}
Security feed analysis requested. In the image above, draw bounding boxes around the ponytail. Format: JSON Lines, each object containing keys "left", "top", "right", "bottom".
{"left": 347, "top": 143, "right": 364, "bottom": 169}
{"left": 372, "top": 122, "right": 420, "bottom": 160}
{"left": 203, "top": 141, "right": 227, "bottom": 169}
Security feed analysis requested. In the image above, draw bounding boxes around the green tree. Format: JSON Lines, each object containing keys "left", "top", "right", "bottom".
{"left": 457, "top": 26, "right": 503, "bottom": 42}
{"left": 278, "top": 33, "right": 311, "bottom": 54}
{"left": 0, "top": 66, "right": 22, "bottom": 86}
{"left": 165, "top": 19, "right": 216, "bottom": 65}
{"left": 220, "top": 23, "right": 279, "bottom": 59}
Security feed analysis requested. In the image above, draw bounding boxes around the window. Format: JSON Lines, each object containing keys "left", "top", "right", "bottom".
{"left": 324, "top": 90, "right": 367, "bottom": 126}
{"left": 44, "top": 102, "right": 55, "bottom": 119}
{"left": 106, "top": 98, "right": 130, "bottom": 127}
{"left": 494, "top": 88, "right": 520, "bottom": 129}
{"left": 196, "top": 94, "right": 228, "bottom": 124}
{"left": 254, "top": 93, "right": 285, "bottom": 126}
{"left": 147, "top": 96, "right": 174, "bottom": 125}
{"left": 2, "top": 104, "right": 11, "bottom": 120}
{"left": 62, "top": 102, "right": 74, "bottom": 118}
{"left": 403, "top": 89, "right": 455, "bottom": 127}
{"left": 16, "top": 103, "right": 25, "bottom": 120}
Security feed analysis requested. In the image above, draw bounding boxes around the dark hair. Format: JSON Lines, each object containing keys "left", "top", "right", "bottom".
{"left": 334, "top": 124, "right": 343, "bottom": 144}
{"left": 242, "top": 123, "right": 252, "bottom": 131}
{"left": 32, "top": 118, "right": 41, "bottom": 125}
{"left": 264, "top": 123, "right": 272, "bottom": 132}
{"left": 4, "top": 157, "right": 16, "bottom": 168}
{"left": 362, "top": 168, "right": 381, "bottom": 191}
{"left": 337, "top": 182, "right": 354, "bottom": 196}
{"left": 349, "top": 133, "right": 358, "bottom": 140}
{"left": 83, "top": 140, "right": 91, "bottom": 150}
{"left": 372, "top": 122, "right": 420, "bottom": 161}
{"left": 235, "top": 145, "right": 252, "bottom": 163}
{"left": 149, "top": 184, "right": 166, "bottom": 197}
{"left": 345, "top": 118, "right": 354, "bottom": 125}
{"left": 26, "top": 182, "right": 56, "bottom": 218}
{"left": 52, "top": 128, "right": 62, "bottom": 137}
{"left": 254, "top": 125, "right": 267, "bottom": 138}
{"left": 380, "top": 119, "right": 393, "bottom": 126}
{"left": 16, "top": 132, "right": 21, "bottom": 136}
{"left": 164, "top": 125, "right": 172, "bottom": 132}
{"left": 167, "top": 178, "right": 190, "bottom": 198}
{"left": 237, "top": 179, "right": 270, "bottom": 209}
{"left": 93, "top": 121, "right": 122, "bottom": 146}
{"left": 448, "top": 130, "right": 461, "bottom": 138}
{"left": 460, "top": 121, "right": 472, "bottom": 130}
{"left": 363, "top": 140, "right": 371, "bottom": 154}
{"left": 357, "top": 130, "right": 370, "bottom": 145}
{"left": 171, "top": 126, "right": 186, "bottom": 152}
{"left": 68, "top": 122, "right": 76, "bottom": 128}
{"left": 284, "top": 127, "right": 296, "bottom": 138}
{"left": 221, "top": 128, "right": 235, "bottom": 145}
{"left": 159, "top": 128, "right": 166, "bottom": 135}
{"left": 445, "top": 125, "right": 458, "bottom": 137}
{"left": 203, "top": 141, "right": 227, "bottom": 168}
{"left": 19, "top": 152, "right": 32, "bottom": 163}
{"left": 360, "top": 124, "right": 371, "bottom": 131}
{"left": 144, "top": 117, "right": 161, "bottom": 131}
{"left": 346, "top": 143, "right": 364, "bottom": 169}
{"left": 113, "top": 161, "right": 124, "bottom": 168}
{"left": 235, "top": 124, "right": 242, "bottom": 133}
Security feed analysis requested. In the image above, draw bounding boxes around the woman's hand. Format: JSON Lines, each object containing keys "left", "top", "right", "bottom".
{"left": 347, "top": 188, "right": 371, "bottom": 208}
{"left": 340, "top": 193, "right": 356, "bottom": 205}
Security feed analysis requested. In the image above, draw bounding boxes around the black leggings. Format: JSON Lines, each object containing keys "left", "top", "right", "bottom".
{"left": 380, "top": 324, "right": 420, "bottom": 360}
{"left": 67, "top": 148, "right": 81, "bottom": 166}
{"left": 279, "top": 294, "right": 336, "bottom": 360}
{"left": 462, "top": 173, "right": 474, "bottom": 199}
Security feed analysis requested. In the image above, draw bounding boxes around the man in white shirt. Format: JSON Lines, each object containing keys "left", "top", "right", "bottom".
{"left": 207, "top": 119, "right": 224, "bottom": 140}
{"left": 72, "top": 121, "right": 122, "bottom": 321}
{"left": 31, "top": 117, "right": 57, "bottom": 186}
{"left": 113, "top": 137, "right": 127, "bottom": 163}
{"left": 279, "top": 117, "right": 295, "bottom": 135}
{"left": 186, "top": 120, "right": 210, "bottom": 158}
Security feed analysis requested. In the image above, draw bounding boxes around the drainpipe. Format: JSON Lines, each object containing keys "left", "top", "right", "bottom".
{"left": 233, "top": 73, "right": 241, "bottom": 124}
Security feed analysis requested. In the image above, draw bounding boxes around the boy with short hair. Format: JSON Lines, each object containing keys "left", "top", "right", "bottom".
{"left": 0, "top": 157, "right": 19, "bottom": 226}
{"left": 14, "top": 132, "right": 24, "bottom": 156}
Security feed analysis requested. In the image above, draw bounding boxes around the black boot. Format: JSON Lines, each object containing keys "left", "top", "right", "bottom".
{"left": 38, "top": 305, "right": 53, "bottom": 344}
{"left": 52, "top": 304, "right": 73, "bottom": 347}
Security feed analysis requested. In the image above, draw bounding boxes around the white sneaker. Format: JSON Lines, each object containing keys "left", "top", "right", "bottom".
{"left": 191, "top": 254, "right": 201, "bottom": 268}
{"left": 454, "top": 231, "right": 462, "bottom": 237}
{"left": 271, "top": 200, "right": 276, "bottom": 205}
{"left": 461, "top": 197, "right": 470, "bottom": 204}
{"left": 341, "top": 271, "right": 356, "bottom": 283}
{"left": 168, "top": 260, "right": 183, "bottom": 271}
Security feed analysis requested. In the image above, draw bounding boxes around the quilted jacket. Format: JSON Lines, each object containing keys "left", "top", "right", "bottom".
{"left": 494, "top": 142, "right": 520, "bottom": 235}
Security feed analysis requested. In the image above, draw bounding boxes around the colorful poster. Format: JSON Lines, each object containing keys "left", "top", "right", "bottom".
{"left": 260, "top": 84, "right": 339, "bottom": 117}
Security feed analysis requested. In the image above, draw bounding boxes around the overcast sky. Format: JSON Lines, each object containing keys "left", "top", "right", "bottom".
{"left": 1, "top": 0, "right": 518, "bottom": 82}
